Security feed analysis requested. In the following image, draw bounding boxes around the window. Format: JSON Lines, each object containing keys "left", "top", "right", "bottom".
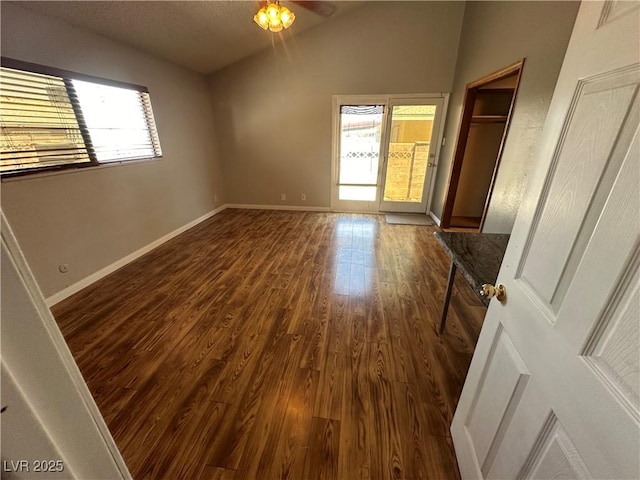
{"left": 0, "top": 58, "right": 162, "bottom": 177}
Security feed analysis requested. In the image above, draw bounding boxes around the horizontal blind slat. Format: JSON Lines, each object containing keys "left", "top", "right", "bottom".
{"left": 2, "top": 147, "right": 89, "bottom": 159}
{"left": 1, "top": 98, "right": 77, "bottom": 110}
{"left": 2, "top": 111, "right": 79, "bottom": 121}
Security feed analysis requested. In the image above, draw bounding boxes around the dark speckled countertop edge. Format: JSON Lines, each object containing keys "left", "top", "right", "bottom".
{"left": 434, "top": 231, "right": 510, "bottom": 307}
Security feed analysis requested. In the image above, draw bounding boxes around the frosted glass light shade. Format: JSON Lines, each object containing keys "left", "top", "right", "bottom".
{"left": 253, "top": 2, "right": 295, "bottom": 32}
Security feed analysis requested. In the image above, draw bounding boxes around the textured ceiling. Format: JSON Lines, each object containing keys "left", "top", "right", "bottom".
{"left": 12, "top": 1, "right": 365, "bottom": 74}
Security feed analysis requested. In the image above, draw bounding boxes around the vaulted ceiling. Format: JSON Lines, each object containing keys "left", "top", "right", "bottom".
{"left": 11, "top": 1, "right": 365, "bottom": 74}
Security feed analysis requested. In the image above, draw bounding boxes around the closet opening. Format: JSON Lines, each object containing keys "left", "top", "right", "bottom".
{"left": 441, "top": 60, "right": 524, "bottom": 230}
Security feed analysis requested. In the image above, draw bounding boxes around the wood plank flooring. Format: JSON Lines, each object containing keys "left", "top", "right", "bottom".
{"left": 52, "top": 209, "right": 486, "bottom": 480}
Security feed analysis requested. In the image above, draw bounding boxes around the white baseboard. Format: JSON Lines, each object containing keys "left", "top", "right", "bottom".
{"left": 429, "top": 211, "right": 442, "bottom": 226}
{"left": 227, "top": 203, "right": 330, "bottom": 212}
{"left": 45, "top": 204, "right": 229, "bottom": 307}
{"left": 331, "top": 209, "right": 383, "bottom": 214}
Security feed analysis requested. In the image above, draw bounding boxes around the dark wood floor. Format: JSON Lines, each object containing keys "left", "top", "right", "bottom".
{"left": 52, "top": 209, "right": 486, "bottom": 480}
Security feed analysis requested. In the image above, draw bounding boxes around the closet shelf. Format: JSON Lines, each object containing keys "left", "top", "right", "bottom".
{"left": 471, "top": 115, "right": 508, "bottom": 123}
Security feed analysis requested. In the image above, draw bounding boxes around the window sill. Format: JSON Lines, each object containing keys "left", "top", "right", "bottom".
{"left": 1, "top": 156, "right": 163, "bottom": 183}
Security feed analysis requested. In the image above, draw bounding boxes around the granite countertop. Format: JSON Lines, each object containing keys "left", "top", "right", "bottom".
{"left": 434, "top": 232, "right": 510, "bottom": 306}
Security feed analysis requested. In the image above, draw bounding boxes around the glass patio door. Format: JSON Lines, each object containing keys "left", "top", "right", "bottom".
{"left": 378, "top": 97, "right": 444, "bottom": 213}
{"left": 332, "top": 102, "right": 386, "bottom": 212}
{"left": 331, "top": 95, "right": 447, "bottom": 213}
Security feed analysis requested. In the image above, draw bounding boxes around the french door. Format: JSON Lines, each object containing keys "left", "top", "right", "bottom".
{"left": 378, "top": 97, "right": 445, "bottom": 212}
{"left": 331, "top": 94, "right": 447, "bottom": 213}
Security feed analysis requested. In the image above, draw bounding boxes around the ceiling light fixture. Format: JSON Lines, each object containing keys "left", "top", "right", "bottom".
{"left": 254, "top": 1, "right": 295, "bottom": 32}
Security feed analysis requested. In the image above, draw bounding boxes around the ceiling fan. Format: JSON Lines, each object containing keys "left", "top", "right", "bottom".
{"left": 253, "top": 0, "right": 337, "bottom": 32}
{"left": 290, "top": 1, "right": 338, "bottom": 18}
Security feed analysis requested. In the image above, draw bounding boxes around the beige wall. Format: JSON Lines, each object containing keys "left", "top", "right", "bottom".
{"left": 431, "top": 1, "right": 579, "bottom": 232}
{"left": 209, "top": 1, "right": 465, "bottom": 207}
{"left": 0, "top": 3, "right": 226, "bottom": 297}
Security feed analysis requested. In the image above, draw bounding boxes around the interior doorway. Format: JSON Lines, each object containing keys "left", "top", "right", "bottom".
{"left": 441, "top": 60, "right": 524, "bottom": 230}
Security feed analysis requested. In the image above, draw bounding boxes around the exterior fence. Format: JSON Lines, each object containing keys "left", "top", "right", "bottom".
{"left": 384, "top": 142, "right": 429, "bottom": 201}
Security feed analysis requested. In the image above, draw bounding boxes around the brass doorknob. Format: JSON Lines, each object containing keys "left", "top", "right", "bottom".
{"left": 480, "top": 283, "right": 506, "bottom": 303}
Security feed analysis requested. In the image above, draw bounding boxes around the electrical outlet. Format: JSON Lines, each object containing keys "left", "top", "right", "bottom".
{"left": 301, "top": 194, "right": 306, "bottom": 201}
{"left": 214, "top": 194, "right": 218, "bottom": 202}
{"left": 281, "top": 193, "right": 286, "bottom": 201}
{"left": 58, "top": 264, "right": 69, "bottom": 274}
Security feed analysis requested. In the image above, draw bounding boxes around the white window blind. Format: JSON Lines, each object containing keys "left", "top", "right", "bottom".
{"left": 0, "top": 59, "right": 162, "bottom": 177}
{"left": 0, "top": 67, "right": 91, "bottom": 173}
{"left": 72, "top": 79, "right": 162, "bottom": 163}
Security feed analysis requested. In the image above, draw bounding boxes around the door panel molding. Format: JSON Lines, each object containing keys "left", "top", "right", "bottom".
{"left": 519, "top": 413, "right": 593, "bottom": 480}
{"left": 582, "top": 246, "right": 640, "bottom": 421}
{"left": 598, "top": 0, "right": 640, "bottom": 28}
{"left": 464, "top": 328, "right": 530, "bottom": 477}
{"left": 517, "top": 63, "right": 640, "bottom": 308}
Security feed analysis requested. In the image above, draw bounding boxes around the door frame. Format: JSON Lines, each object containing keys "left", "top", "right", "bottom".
{"left": 440, "top": 60, "right": 524, "bottom": 229}
{"left": 1, "top": 212, "right": 131, "bottom": 478}
{"left": 330, "top": 93, "right": 449, "bottom": 213}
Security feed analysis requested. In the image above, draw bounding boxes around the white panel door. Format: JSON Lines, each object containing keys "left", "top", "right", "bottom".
{"left": 451, "top": 2, "right": 640, "bottom": 479}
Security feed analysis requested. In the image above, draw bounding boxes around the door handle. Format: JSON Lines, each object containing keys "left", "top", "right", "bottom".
{"left": 480, "top": 284, "right": 506, "bottom": 303}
